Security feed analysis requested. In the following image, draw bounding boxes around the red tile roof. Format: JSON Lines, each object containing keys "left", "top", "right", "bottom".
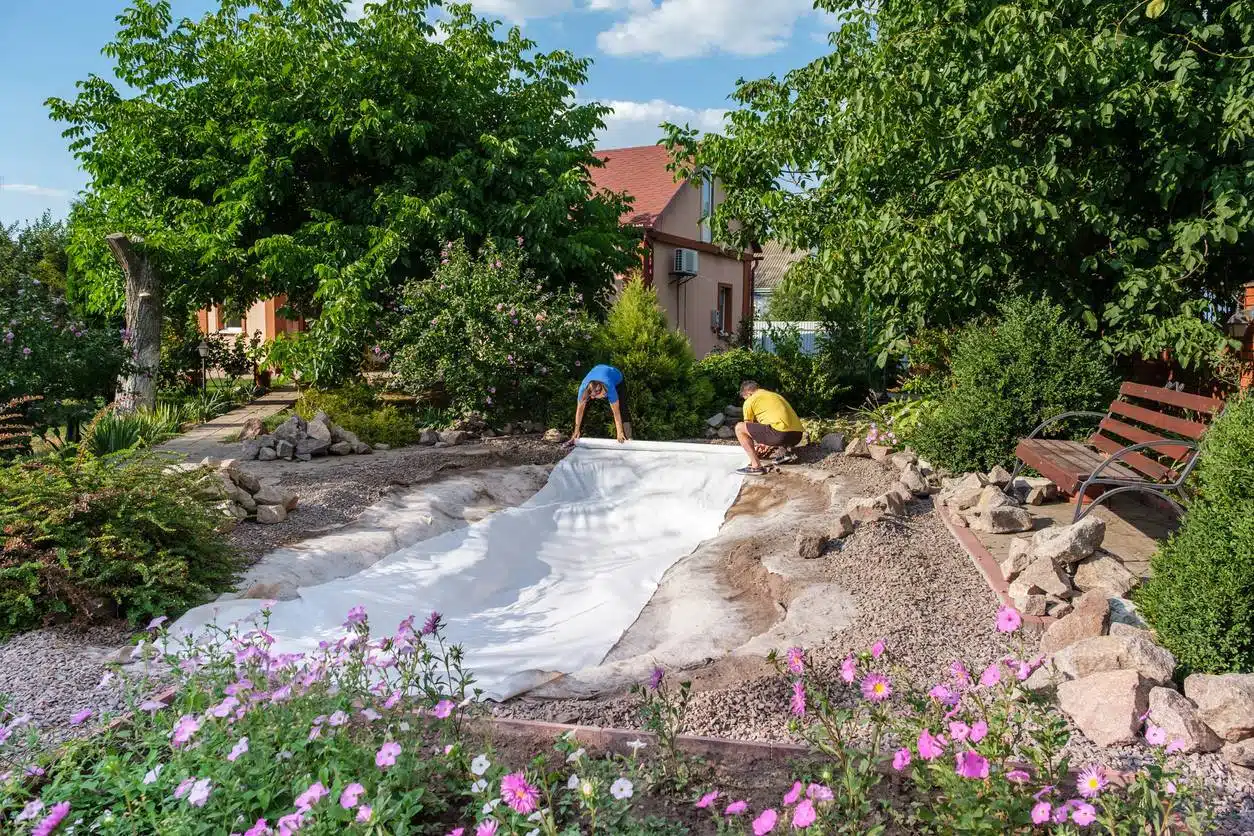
{"left": 589, "top": 145, "right": 685, "bottom": 228}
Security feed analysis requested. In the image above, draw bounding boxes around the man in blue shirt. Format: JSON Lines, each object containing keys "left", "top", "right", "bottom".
{"left": 570, "top": 364, "right": 631, "bottom": 444}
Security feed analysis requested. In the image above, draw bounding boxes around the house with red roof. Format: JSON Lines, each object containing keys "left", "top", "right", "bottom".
{"left": 590, "top": 145, "right": 755, "bottom": 358}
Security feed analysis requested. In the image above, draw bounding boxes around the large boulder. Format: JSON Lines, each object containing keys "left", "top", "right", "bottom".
{"left": 305, "top": 417, "right": 333, "bottom": 445}
{"left": 941, "top": 473, "right": 986, "bottom": 511}
{"left": 717, "top": 426, "right": 736, "bottom": 440}
{"left": 820, "top": 432, "right": 846, "bottom": 453}
{"left": 1016, "top": 556, "right": 1074, "bottom": 602}
{"left": 275, "top": 439, "right": 295, "bottom": 460}
{"left": 1107, "top": 597, "right": 1149, "bottom": 630}
{"left": 256, "top": 504, "right": 288, "bottom": 525}
{"left": 258, "top": 446, "right": 278, "bottom": 462}
{"left": 968, "top": 506, "right": 1034, "bottom": 534}
{"left": 1073, "top": 552, "right": 1139, "bottom": 596}
{"left": 1012, "top": 476, "right": 1058, "bottom": 506}
{"left": 844, "top": 437, "right": 871, "bottom": 457}
{"left": 442, "top": 430, "right": 470, "bottom": 446}
{"left": 830, "top": 513, "right": 855, "bottom": 539}
{"left": 868, "top": 444, "right": 894, "bottom": 462}
{"left": 296, "top": 436, "right": 330, "bottom": 457}
{"left": 1184, "top": 673, "right": 1254, "bottom": 742}
{"left": 1148, "top": 687, "right": 1222, "bottom": 754}
{"left": 239, "top": 417, "right": 265, "bottom": 440}
{"left": 899, "top": 463, "right": 929, "bottom": 496}
{"left": 239, "top": 439, "right": 263, "bottom": 461}
{"left": 227, "top": 467, "right": 261, "bottom": 495}
{"left": 707, "top": 413, "right": 727, "bottom": 429}
{"left": 1030, "top": 516, "right": 1106, "bottom": 565}
{"left": 329, "top": 441, "right": 353, "bottom": 456}
{"left": 233, "top": 488, "right": 257, "bottom": 514}
{"left": 1222, "top": 739, "right": 1254, "bottom": 771}
{"left": 888, "top": 482, "right": 914, "bottom": 504}
{"left": 985, "top": 465, "right": 1014, "bottom": 487}
{"left": 890, "top": 449, "right": 918, "bottom": 469}
{"left": 976, "top": 485, "right": 1018, "bottom": 511}
{"left": 253, "top": 485, "right": 298, "bottom": 511}
{"left": 1057, "top": 669, "right": 1153, "bottom": 747}
{"left": 272, "top": 415, "right": 307, "bottom": 445}
{"left": 1053, "top": 633, "right": 1177, "bottom": 685}
{"left": 1040, "top": 591, "right": 1108, "bottom": 655}
{"left": 419, "top": 429, "right": 440, "bottom": 446}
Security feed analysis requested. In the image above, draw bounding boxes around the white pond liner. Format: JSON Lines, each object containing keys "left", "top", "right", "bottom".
{"left": 171, "top": 439, "right": 746, "bottom": 700}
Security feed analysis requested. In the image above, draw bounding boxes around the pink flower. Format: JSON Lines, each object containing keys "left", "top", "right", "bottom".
{"left": 340, "top": 783, "right": 366, "bottom": 809}
{"left": 753, "top": 808, "right": 778, "bottom": 834}
{"left": 839, "top": 656, "right": 856, "bottom": 683}
{"left": 69, "top": 709, "right": 92, "bottom": 726}
{"left": 1166, "top": 738, "right": 1186, "bottom": 754}
{"left": 277, "top": 810, "right": 304, "bottom": 835}
{"left": 917, "top": 728, "right": 945, "bottom": 760}
{"left": 228, "top": 737, "right": 249, "bottom": 762}
{"left": 790, "top": 680, "right": 806, "bottom": 717}
{"left": 1145, "top": 724, "right": 1167, "bottom": 746}
{"left": 725, "top": 800, "right": 748, "bottom": 815}
{"left": 950, "top": 661, "right": 970, "bottom": 685}
{"left": 978, "top": 663, "right": 1001, "bottom": 688}
{"left": 295, "top": 782, "right": 328, "bottom": 809}
{"left": 188, "top": 778, "right": 212, "bottom": 807}
{"left": 147, "top": 616, "right": 168, "bottom": 630}
{"left": 500, "top": 772, "right": 540, "bottom": 814}
{"left": 476, "top": 822, "right": 498, "bottom": 836}
{"left": 344, "top": 606, "right": 367, "bottom": 627}
{"left": 955, "top": 751, "right": 989, "bottom": 779}
{"left": 1071, "top": 801, "right": 1097, "bottom": 826}
{"left": 356, "top": 806, "right": 372, "bottom": 823}
{"left": 995, "top": 605, "right": 1022, "bottom": 633}
{"left": 871, "top": 639, "right": 885, "bottom": 659}
{"left": 172, "top": 714, "right": 201, "bottom": 747}
{"left": 175, "top": 778, "right": 195, "bottom": 799}
{"left": 948, "top": 721, "right": 970, "bottom": 742}
{"left": 422, "top": 611, "right": 442, "bottom": 635}
{"left": 806, "top": 784, "right": 833, "bottom": 802}
{"left": 1031, "top": 801, "right": 1051, "bottom": 824}
{"left": 1076, "top": 764, "right": 1106, "bottom": 798}
{"left": 970, "top": 720, "right": 988, "bottom": 742}
{"left": 928, "top": 683, "right": 957, "bottom": 705}
{"left": 433, "top": 700, "right": 454, "bottom": 719}
{"left": 860, "top": 672, "right": 892, "bottom": 702}
{"left": 783, "top": 781, "right": 803, "bottom": 806}
{"left": 785, "top": 647, "right": 805, "bottom": 675}
{"left": 384, "top": 691, "right": 402, "bottom": 709}
{"left": 696, "top": 790, "right": 721, "bottom": 809}
{"left": 791, "top": 799, "right": 817, "bottom": 828}
{"left": 31, "top": 801, "right": 71, "bottom": 836}
{"left": 892, "top": 748, "right": 911, "bottom": 771}
{"left": 243, "top": 819, "right": 270, "bottom": 836}
{"left": 375, "top": 741, "right": 401, "bottom": 768}
{"left": 1006, "top": 769, "right": 1031, "bottom": 783}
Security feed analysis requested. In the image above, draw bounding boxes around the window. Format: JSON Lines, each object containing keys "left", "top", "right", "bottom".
{"left": 717, "top": 284, "right": 733, "bottom": 333}
{"left": 700, "top": 171, "right": 713, "bottom": 243}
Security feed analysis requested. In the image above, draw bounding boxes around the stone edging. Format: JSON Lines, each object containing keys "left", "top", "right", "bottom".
{"left": 935, "top": 504, "right": 1054, "bottom": 627}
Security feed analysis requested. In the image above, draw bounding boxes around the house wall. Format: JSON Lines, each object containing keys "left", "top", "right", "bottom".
{"left": 648, "top": 179, "right": 749, "bottom": 358}
{"left": 1242, "top": 282, "right": 1254, "bottom": 389}
{"left": 196, "top": 296, "right": 304, "bottom": 342}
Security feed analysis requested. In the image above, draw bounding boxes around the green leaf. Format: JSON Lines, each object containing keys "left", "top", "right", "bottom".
{"left": 1146, "top": 0, "right": 1166, "bottom": 18}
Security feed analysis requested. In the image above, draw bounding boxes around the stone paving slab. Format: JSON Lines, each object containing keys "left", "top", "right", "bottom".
{"left": 155, "top": 387, "right": 298, "bottom": 463}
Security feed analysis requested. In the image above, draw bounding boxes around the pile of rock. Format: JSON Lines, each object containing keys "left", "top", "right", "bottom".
{"left": 1000, "top": 516, "right": 1137, "bottom": 617}
{"left": 842, "top": 446, "right": 935, "bottom": 523}
{"left": 1033, "top": 592, "right": 1254, "bottom": 771}
{"left": 240, "top": 412, "right": 374, "bottom": 462}
{"left": 182, "top": 459, "right": 299, "bottom": 525}
{"left": 705, "top": 405, "right": 745, "bottom": 439}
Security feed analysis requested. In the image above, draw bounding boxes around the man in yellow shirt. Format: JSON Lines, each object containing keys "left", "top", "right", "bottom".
{"left": 734, "top": 380, "right": 804, "bottom": 474}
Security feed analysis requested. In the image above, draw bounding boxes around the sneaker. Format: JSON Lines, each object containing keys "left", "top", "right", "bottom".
{"left": 736, "top": 465, "right": 768, "bottom": 475}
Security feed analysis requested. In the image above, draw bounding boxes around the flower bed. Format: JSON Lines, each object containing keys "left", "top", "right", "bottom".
{"left": 0, "top": 605, "right": 1211, "bottom": 834}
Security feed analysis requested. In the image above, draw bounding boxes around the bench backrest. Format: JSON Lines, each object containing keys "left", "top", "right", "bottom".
{"left": 1088, "top": 383, "right": 1224, "bottom": 482}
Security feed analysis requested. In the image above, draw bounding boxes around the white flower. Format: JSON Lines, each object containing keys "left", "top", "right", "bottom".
{"left": 482, "top": 798, "right": 500, "bottom": 815}
{"left": 142, "top": 765, "right": 163, "bottom": 785}
{"left": 610, "top": 778, "right": 634, "bottom": 800}
{"left": 399, "top": 721, "right": 411, "bottom": 732}
{"left": 470, "top": 754, "right": 491, "bottom": 776}
{"left": 527, "top": 811, "right": 543, "bottom": 821}
{"left": 566, "top": 774, "right": 580, "bottom": 790}
{"left": 580, "top": 780, "right": 594, "bottom": 797}
{"left": 526, "top": 831, "right": 539, "bottom": 836}
{"left": 566, "top": 747, "right": 585, "bottom": 763}
{"left": 626, "top": 739, "right": 647, "bottom": 752}
{"left": 471, "top": 779, "right": 488, "bottom": 793}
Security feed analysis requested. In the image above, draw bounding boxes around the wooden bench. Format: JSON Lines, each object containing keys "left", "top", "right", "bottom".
{"left": 1008, "top": 383, "right": 1225, "bottom": 522}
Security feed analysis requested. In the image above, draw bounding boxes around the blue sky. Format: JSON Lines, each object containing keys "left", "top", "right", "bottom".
{"left": 0, "top": 0, "right": 834, "bottom": 226}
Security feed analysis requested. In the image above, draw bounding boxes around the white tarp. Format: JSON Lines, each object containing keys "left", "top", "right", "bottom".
{"left": 171, "top": 439, "right": 746, "bottom": 700}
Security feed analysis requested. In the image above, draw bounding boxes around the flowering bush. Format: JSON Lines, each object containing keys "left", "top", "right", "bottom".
{"left": 389, "top": 240, "right": 598, "bottom": 425}
{"left": 0, "top": 276, "right": 128, "bottom": 440}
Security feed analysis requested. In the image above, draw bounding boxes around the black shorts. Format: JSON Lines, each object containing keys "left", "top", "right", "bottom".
{"left": 615, "top": 381, "right": 632, "bottom": 424}
{"left": 745, "top": 422, "right": 802, "bottom": 448}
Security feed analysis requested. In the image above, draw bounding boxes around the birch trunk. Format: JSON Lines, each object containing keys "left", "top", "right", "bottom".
{"left": 106, "top": 233, "right": 162, "bottom": 413}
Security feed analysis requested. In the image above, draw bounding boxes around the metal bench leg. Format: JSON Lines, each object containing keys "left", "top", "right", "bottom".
{"left": 1073, "top": 484, "right": 1186, "bottom": 523}
{"left": 1003, "top": 460, "right": 1026, "bottom": 497}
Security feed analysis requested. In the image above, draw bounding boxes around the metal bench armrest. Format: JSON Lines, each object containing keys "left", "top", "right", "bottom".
{"left": 1087, "top": 439, "right": 1200, "bottom": 485}
{"left": 1022, "top": 411, "right": 1107, "bottom": 441}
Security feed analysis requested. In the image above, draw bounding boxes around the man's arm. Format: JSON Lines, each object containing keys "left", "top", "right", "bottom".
{"left": 610, "top": 400, "right": 626, "bottom": 443}
{"left": 572, "top": 397, "right": 587, "bottom": 440}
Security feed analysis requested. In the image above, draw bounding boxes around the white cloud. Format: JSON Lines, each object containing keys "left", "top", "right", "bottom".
{"left": 0, "top": 184, "right": 68, "bottom": 198}
{"left": 347, "top": 0, "right": 571, "bottom": 24}
{"left": 594, "top": 0, "right": 819, "bottom": 59}
{"left": 595, "top": 98, "right": 726, "bottom": 148}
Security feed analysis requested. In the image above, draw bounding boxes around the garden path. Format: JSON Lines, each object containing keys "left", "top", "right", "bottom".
{"left": 155, "top": 386, "right": 298, "bottom": 462}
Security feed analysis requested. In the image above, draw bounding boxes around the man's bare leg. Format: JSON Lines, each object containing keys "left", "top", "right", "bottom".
{"left": 735, "top": 422, "right": 762, "bottom": 469}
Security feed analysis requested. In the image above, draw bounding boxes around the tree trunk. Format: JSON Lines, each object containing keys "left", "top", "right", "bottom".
{"left": 106, "top": 233, "right": 162, "bottom": 413}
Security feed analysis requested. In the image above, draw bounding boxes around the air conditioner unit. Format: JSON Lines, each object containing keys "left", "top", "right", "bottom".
{"left": 673, "top": 248, "right": 699, "bottom": 277}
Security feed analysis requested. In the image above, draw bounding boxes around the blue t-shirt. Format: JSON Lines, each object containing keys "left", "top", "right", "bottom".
{"left": 578, "top": 364, "right": 623, "bottom": 404}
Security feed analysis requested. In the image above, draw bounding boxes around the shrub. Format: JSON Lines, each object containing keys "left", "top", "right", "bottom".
{"left": 913, "top": 297, "right": 1117, "bottom": 473}
{"left": 0, "top": 452, "right": 241, "bottom": 634}
{"left": 294, "top": 383, "right": 423, "bottom": 447}
{"left": 598, "top": 278, "right": 712, "bottom": 440}
{"left": 697, "top": 347, "right": 781, "bottom": 408}
{"left": 389, "top": 240, "right": 597, "bottom": 425}
{"left": 1138, "top": 393, "right": 1254, "bottom": 674}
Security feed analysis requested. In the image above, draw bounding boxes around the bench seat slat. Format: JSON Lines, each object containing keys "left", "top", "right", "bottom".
{"left": 1109, "top": 400, "right": 1208, "bottom": 439}
{"left": 1120, "top": 382, "right": 1224, "bottom": 415}
{"left": 1094, "top": 418, "right": 1193, "bottom": 462}
{"left": 1088, "top": 433, "right": 1173, "bottom": 481}
{"left": 1015, "top": 438, "right": 1146, "bottom": 495}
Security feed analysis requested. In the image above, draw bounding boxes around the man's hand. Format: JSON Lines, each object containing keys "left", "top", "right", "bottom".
{"left": 616, "top": 428, "right": 627, "bottom": 444}
{"left": 570, "top": 430, "right": 581, "bottom": 443}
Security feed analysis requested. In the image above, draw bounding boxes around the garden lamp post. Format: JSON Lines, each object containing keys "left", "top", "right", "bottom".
{"left": 197, "top": 340, "right": 210, "bottom": 393}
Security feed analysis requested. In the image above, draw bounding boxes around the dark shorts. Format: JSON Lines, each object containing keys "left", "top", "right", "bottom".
{"left": 745, "top": 422, "right": 803, "bottom": 448}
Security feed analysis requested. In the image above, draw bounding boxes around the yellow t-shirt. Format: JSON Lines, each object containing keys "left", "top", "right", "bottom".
{"left": 742, "top": 390, "right": 803, "bottom": 433}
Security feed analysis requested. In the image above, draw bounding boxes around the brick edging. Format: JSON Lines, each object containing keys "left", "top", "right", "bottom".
{"left": 936, "top": 504, "right": 1053, "bottom": 627}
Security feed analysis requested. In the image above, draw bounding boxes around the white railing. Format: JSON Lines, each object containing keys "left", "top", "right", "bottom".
{"left": 752, "top": 320, "right": 823, "bottom": 355}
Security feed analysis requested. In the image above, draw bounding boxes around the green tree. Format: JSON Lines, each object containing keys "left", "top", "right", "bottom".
{"left": 598, "top": 277, "right": 712, "bottom": 440}
{"left": 50, "top": 0, "right": 637, "bottom": 385}
{"left": 665, "top": 0, "right": 1254, "bottom": 369}
{"left": 0, "top": 213, "right": 71, "bottom": 294}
